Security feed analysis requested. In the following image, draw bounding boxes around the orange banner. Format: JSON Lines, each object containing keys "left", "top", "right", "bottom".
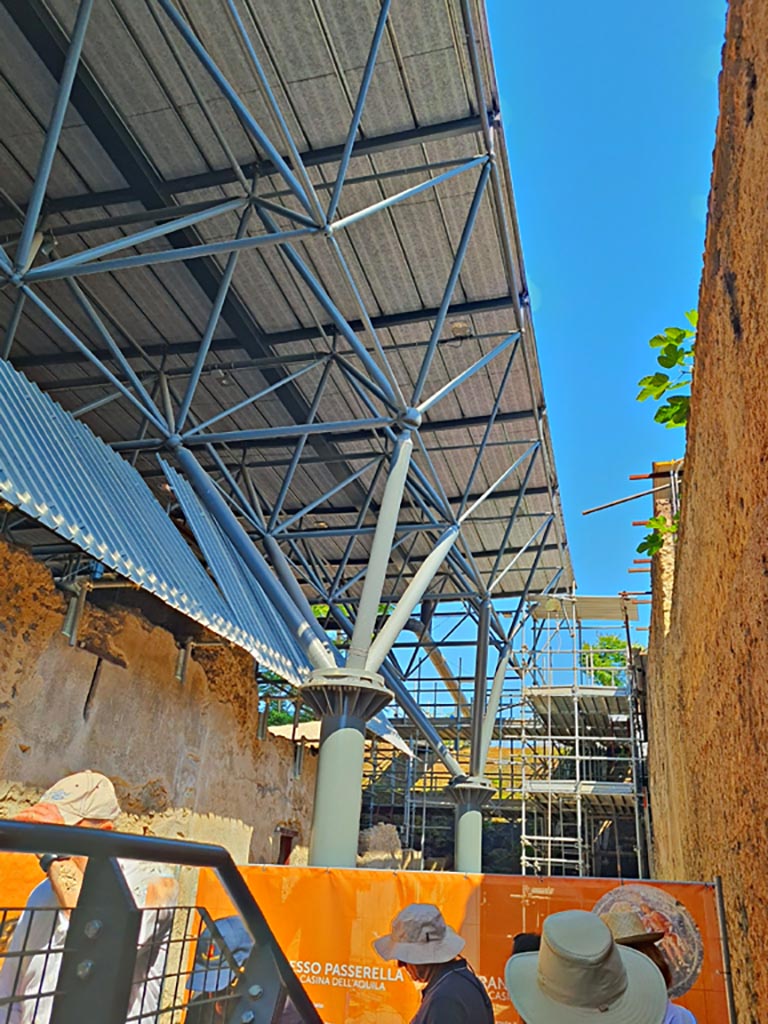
{"left": 196, "top": 867, "right": 729, "bottom": 1023}
{"left": 0, "top": 854, "right": 728, "bottom": 1021}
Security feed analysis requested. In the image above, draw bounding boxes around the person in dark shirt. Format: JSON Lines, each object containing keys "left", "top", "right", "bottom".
{"left": 511, "top": 933, "right": 541, "bottom": 956}
{"left": 373, "top": 903, "right": 494, "bottom": 1024}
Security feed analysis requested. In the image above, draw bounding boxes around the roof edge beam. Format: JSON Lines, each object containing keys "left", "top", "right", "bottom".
{"left": 0, "top": 116, "right": 487, "bottom": 223}
{"left": 14, "top": 296, "right": 518, "bottom": 370}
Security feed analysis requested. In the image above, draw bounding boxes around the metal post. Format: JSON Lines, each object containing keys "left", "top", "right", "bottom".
{"left": 627, "top": 673, "right": 647, "bottom": 879}
{"left": 301, "top": 668, "right": 391, "bottom": 867}
{"left": 446, "top": 777, "right": 494, "bottom": 873}
{"left": 574, "top": 683, "right": 584, "bottom": 876}
{"left": 21, "top": 286, "right": 168, "bottom": 434}
{"left": 477, "top": 648, "right": 510, "bottom": 776}
{"left": 714, "top": 876, "right": 737, "bottom": 1024}
{"left": 26, "top": 225, "right": 313, "bottom": 282}
{"left": 50, "top": 857, "right": 141, "bottom": 1024}
{"left": 65, "top": 279, "right": 166, "bottom": 423}
{"left": 469, "top": 599, "right": 490, "bottom": 777}
{"left": 320, "top": 597, "right": 465, "bottom": 778}
{"left": 262, "top": 535, "right": 337, "bottom": 652}
{"left": 331, "top": 156, "right": 486, "bottom": 234}
{"left": 417, "top": 330, "right": 521, "bottom": 415}
{"left": 224, "top": 0, "right": 326, "bottom": 226}
{"left": 14, "top": 0, "right": 94, "bottom": 273}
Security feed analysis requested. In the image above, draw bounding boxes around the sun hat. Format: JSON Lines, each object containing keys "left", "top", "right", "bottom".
{"left": 187, "top": 917, "right": 253, "bottom": 992}
{"left": 14, "top": 771, "right": 121, "bottom": 826}
{"left": 373, "top": 904, "right": 465, "bottom": 964}
{"left": 600, "top": 908, "right": 665, "bottom": 946}
{"left": 505, "top": 910, "right": 667, "bottom": 1024}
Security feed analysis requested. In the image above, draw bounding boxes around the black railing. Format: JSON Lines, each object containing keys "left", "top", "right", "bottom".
{"left": 0, "top": 821, "right": 322, "bottom": 1024}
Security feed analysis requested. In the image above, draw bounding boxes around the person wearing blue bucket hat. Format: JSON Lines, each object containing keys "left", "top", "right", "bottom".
{"left": 185, "top": 917, "right": 253, "bottom": 1023}
{"left": 185, "top": 917, "right": 304, "bottom": 1024}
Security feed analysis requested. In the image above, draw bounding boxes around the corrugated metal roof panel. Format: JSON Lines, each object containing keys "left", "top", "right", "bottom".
{"left": 0, "top": 359, "right": 307, "bottom": 684}
{"left": 160, "top": 460, "right": 310, "bottom": 682}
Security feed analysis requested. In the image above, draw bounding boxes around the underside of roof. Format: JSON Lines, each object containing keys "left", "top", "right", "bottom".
{"left": 0, "top": 0, "right": 572, "bottom": 684}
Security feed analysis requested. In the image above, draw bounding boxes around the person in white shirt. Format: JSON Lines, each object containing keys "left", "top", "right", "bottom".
{"left": 0, "top": 771, "right": 177, "bottom": 1024}
{"left": 601, "top": 909, "right": 697, "bottom": 1024}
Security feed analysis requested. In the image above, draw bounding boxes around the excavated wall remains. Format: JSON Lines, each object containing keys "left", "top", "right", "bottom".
{"left": 647, "top": 2, "right": 767, "bottom": 1017}
{"left": 0, "top": 537, "right": 316, "bottom": 865}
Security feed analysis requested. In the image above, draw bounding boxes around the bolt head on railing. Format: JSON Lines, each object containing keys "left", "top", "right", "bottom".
{"left": 76, "top": 960, "right": 94, "bottom": 980}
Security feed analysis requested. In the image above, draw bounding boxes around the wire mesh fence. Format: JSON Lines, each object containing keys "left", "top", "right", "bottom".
{"left": 0, "top": 824, "right": 322, "bottom": 1024}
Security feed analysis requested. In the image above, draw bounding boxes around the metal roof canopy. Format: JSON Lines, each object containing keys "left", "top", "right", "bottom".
{"left": 0, "top": 0, "right": 573, "bottom": 781}
{"left": 529, "top": 595, "right": 638, "bottom": 623}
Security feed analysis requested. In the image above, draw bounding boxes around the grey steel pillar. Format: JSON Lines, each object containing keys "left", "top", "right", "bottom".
{"left": 446, "top": 776, "right": 495, "bottom": 874}
{"left": 300, "top": 668, "right": 391, "bottom": 868}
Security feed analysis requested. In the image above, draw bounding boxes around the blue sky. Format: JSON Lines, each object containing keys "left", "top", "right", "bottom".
{"left": 486, "top": 1, "right": 726, "bottom": 626}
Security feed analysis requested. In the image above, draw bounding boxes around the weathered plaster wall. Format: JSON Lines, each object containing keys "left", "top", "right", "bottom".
{"left": 647, "top": 2, "right": 768, "bottom": 1017}
{"left": 0, "top": 539, "right": 316, "bottom": 865}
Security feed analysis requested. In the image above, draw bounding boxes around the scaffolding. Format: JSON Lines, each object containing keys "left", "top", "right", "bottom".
{"left": 361, "top": 594, "right": 648, "bottom": 876}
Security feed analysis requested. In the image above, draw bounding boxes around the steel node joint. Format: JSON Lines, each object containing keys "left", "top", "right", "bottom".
{"left": 298, "top": 666, "right": 391, "bottom": 723}
{"left": 397, "top": 406, "right": 422, "bottom": 431}
{"left": 445, "top": 776, "right": 495, "bottom": 810}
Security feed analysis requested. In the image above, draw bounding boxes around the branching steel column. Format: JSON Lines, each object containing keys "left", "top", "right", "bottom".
{"left": 300, "top": 669, "right": 391, "bottom": 868}
{"left": 347, "top": 434, "right": 413, "bottom": 670}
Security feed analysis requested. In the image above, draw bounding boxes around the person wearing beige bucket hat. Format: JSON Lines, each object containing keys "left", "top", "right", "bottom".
{"left": 504, "top": 910, "right": 668, "bottom": 1024}
{"left": 601, "top": 909, "right": 697, "bottom": 1024}
{"left": 374, "top": 903, "right": 494, "bottom": 1023}
{"left": 0, "top": 771, "right": 177, "bottom": 1024}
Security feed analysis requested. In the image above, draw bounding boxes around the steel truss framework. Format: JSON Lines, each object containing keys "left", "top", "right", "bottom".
{"left": 357, "top": 602, "right": 648, "bottom": 878}
{"left": 0, "top": 0, "right": 572, "bottom": 864}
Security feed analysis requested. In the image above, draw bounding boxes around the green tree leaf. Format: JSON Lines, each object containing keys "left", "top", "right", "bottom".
{"left": 579, "top": 634, "right": 627, "bottom": 686}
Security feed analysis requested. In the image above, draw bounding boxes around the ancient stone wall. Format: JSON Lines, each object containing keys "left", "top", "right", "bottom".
{"left": 0, "top": 538, "right": 316, "bottom": 865}
{"left": 647, "top": 2, "right": 768, "bottom": 1017}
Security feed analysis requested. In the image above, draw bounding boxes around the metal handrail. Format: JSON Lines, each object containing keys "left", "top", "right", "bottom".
{"left": 0, "top": 821, "right": 322, "bottom": 1024}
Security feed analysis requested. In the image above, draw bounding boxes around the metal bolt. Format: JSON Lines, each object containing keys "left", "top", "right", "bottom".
{"left": 241, "top": 1013, "right": 255, "bottom": 1023}
{"left": 248, "top": 985, "right": 263, "bottom": 999}
{"left": 76, "top": 960, "right": 94, "bottom": 980}
{"left": 84, "top": 919, "right": 102, "bottom": 939}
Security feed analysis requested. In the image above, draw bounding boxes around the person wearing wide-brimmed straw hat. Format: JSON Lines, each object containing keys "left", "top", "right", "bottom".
{"left": 601, "top": 909, "right": 697, "bottom": 1024}
{"left": 374, "top": 903, "right": 493, "bottom": 1023}
{"left": 505, "top": 909, "right": 667, "bottom": 1024}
